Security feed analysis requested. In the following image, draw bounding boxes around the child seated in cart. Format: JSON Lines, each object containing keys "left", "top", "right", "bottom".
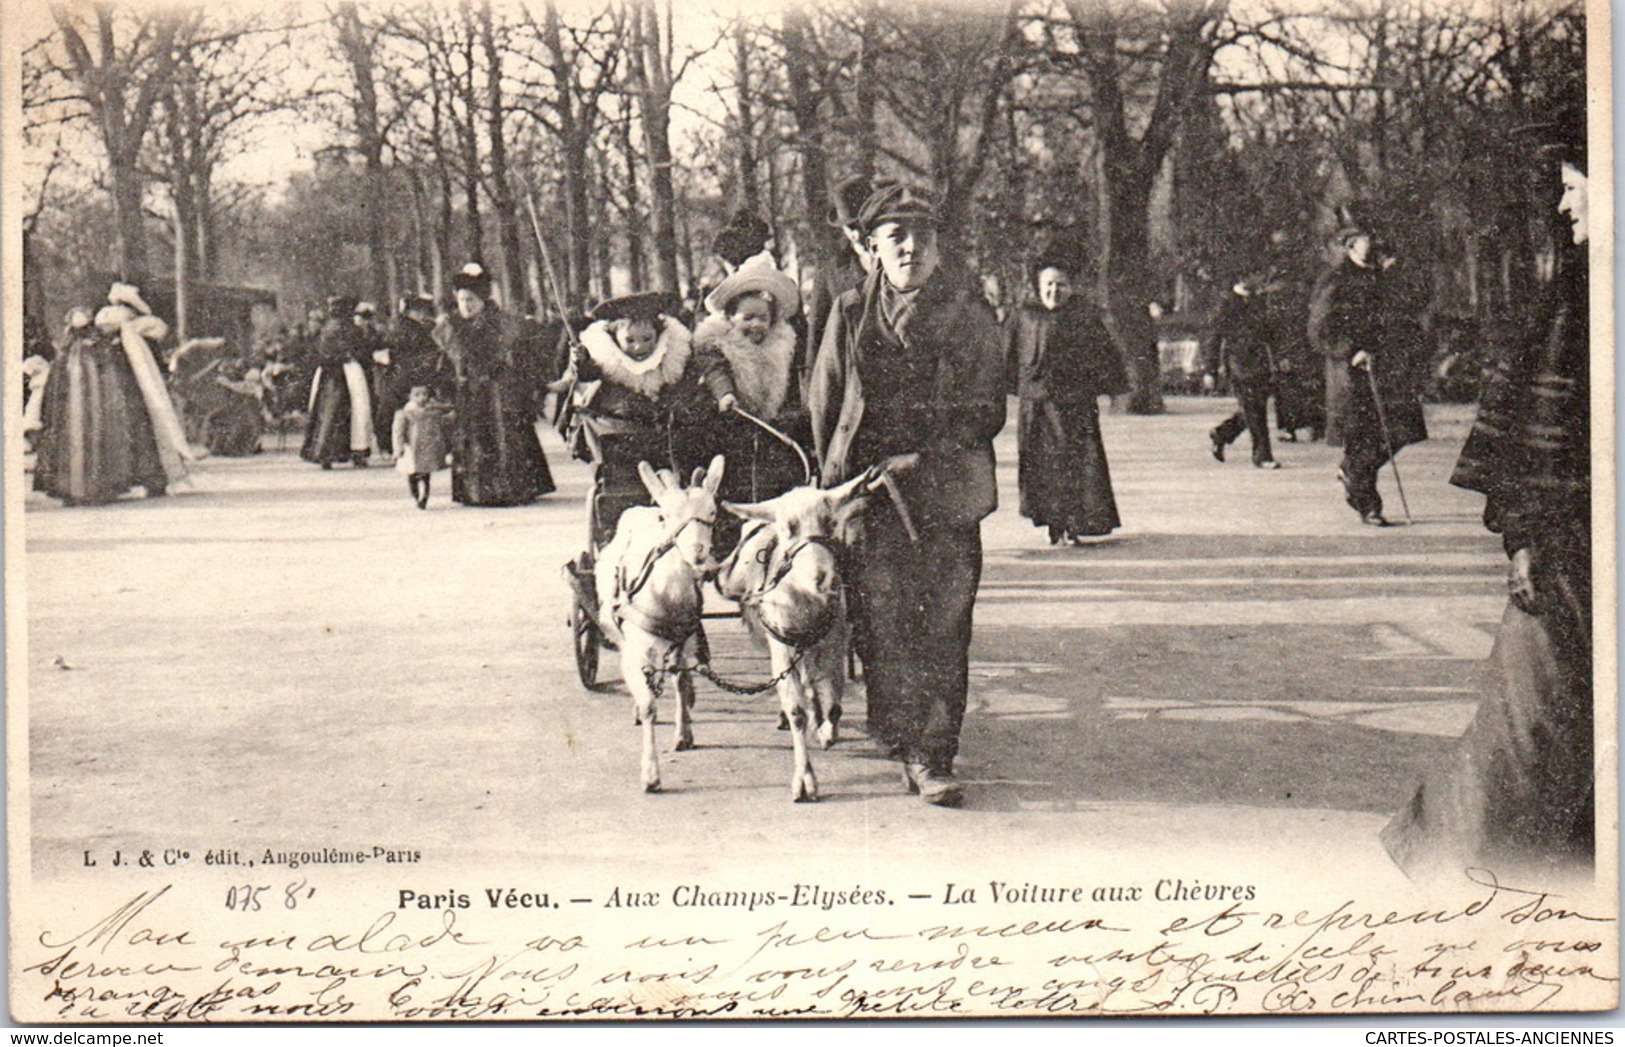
{"left": 566, "top": 291, "right": 728, "bottom": 542}
{"left": 562, "top": 291, "right": 731, "bottom": 623}
{"left": 691, "top": 254, "right": 810, "bottom": 548}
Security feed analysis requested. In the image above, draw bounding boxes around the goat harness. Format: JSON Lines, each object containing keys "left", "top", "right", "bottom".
{"left": 613, "top": 513, "right": 714, "bottom": 645}
{"left": 737, "top": 532, "right": 845, "bottom": 650}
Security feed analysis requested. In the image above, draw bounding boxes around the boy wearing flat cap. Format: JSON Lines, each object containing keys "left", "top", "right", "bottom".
{"left": 808, "top": 182, "right": 1006, "bottom": 807}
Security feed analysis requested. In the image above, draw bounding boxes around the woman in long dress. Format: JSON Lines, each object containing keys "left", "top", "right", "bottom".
{"left": 436, "top": 263, "right": 555, "bottom": 506}
{"left": 33, "top": 284, "right": 191, "bottom": 505}
{"left": 1005, "top": 253, "right": 1127, "bottom": 544}
{"left": 301, "top": 296, "right": 375, "bottom": 468}
{"left": 1382, "top": 118, "right": 1592, "bottom": 880}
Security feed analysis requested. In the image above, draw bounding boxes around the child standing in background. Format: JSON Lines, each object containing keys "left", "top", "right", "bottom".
{"left": 392, "top": 385, "right": 450, "bottom": 509}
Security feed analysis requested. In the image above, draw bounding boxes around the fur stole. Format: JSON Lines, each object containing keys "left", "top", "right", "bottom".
{"left": 580, "top": 316, "right": 692, "bottom": 399}
{"left": 693, "top": 313, "right": 795, "bottom": 419}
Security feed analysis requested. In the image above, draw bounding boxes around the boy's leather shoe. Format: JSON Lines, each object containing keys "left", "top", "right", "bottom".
{"left": 903, "top": 763, "right": 964, "bottom": 807}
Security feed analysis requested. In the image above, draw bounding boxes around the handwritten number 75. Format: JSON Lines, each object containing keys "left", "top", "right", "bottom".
{"left": 225, "top": 880, "right": 315, "bottom": 912}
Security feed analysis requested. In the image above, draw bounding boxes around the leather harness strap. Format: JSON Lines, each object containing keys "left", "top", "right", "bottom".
{"left": 613, "top": 512, "right": 714, "bottom": 644}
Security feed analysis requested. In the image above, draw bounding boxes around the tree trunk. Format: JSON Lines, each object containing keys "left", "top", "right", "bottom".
{"left": 335, "top": 3, "right": 388, "bottom": 305}
{"left": 854, "top": 0, "right": 879, "bottom": 180}
{"left": 172, "top": 203, "right": 191, "bottom": 342}
{"left": 542, "top": 0, "right": 594, "bottom": 309}
{"left": 616, "top": 95, "right": 646, "bottom": 290}
{"left": 782, "top": 9, "right": 836, "bottom": 269}
{"left": 592, "top": 157, "right": 614, "bottom": 297}
{"left": 480, "top": 0, "right": 523, "bottom": 308}
{"left": 734, "top": 23, "right": 761, "bottom": 214}
{"left": 197, "top": 170, "right": 217, "bottom": 281}
{"left": 458, "top": 14, "right": 484, "bottom": 264}
{"left": 432, "top": 79, "right": 455, "bottom": 298}
{"left": 634, "top": 0, "right": 680, "bottom": 291}
{"left": 52, "top": 8, "right": 183, "bottom": 281}
{"left": 406, "top": 167, "right": 431, "bottom": 293}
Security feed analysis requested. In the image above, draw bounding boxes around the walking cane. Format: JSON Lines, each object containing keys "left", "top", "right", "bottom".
{"left": 1363, "top": 362, "right": 1414, "bottom": 526}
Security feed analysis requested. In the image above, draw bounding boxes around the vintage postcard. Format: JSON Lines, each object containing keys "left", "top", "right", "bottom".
{"left": 5, "top": 0, "right": 1615, "bottom": 1023}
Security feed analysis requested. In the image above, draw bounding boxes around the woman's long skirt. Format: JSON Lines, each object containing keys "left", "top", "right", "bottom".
{"left": 1382, "top": 559, "right": 1593, "bottom": 881}
{"left": 33, "top": 344, "right": 167, "bottom": 504}
{"left": 1017, "top": 396, "right": 1120, "bottom": 538}
{"left": 452, "top": 378, "right": 554, "bottom": 507}
{"left": 301, "top": 365, "right": 361, "bottom": 464}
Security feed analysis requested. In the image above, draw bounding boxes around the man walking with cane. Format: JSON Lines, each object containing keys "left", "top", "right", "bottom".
{"left": 1309, "top": 223, "right": 1425, "bottom": 525}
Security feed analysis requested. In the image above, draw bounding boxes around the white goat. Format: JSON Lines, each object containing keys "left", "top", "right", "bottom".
{"left": 716, "top": 470, "right": 875, "bottom": 802}
{"left": 596, "top": 456, "right": 724, "bottom": 792}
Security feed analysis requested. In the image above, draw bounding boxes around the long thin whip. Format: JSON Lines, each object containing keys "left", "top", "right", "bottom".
{"left": 729, "top": 403, "right": 813, "bottom": 485}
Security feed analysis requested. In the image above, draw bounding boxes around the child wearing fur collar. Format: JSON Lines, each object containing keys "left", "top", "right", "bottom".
{"left": 690, "top": 258, "right": 808, "bottom": 534}
{"left": 574, "top": 293, "right": 720, "bottom": 429}
{"left": 568, "top": 292, "right": 723, "bottom": 484}
{"left": 691, "top": 256, "right": 803, "bottom": 427}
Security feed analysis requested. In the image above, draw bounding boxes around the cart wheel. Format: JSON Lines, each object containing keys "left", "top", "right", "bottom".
{"left": 571, "top": 599, "right": 602, "bottom": 691}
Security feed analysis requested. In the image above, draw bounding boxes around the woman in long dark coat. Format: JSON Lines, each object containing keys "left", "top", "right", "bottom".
{"left": 1382, "top": 121, "right": 1592, "bottom": 880}
{"left": 436, "top": 263, "right": 555, "bottom": 507}
{"left": 1005, "top": 256, "right": 1128, "bottom": 544}
{"left": 34, "top": 287, "right": 190, "bottom": 504}
{"left": 300, "top": 296, "right": 374, "bottom": 469}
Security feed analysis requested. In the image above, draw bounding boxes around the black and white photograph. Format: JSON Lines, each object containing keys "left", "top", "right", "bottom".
{"left": 4, "top": 0, "right": 1615, "bottom": 1023}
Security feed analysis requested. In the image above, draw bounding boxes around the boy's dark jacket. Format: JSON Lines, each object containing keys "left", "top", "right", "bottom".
{"left": 808, "top": 263, "right": 1005, "bottom": 529}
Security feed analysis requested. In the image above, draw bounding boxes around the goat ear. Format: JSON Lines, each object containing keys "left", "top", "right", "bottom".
{"left": 637, "top": 460, "right": 666, "bottom": 498}
{"left": 690, "top": 467, "right": 706, "bottom": 488}
{"left": 722, "top": 499, "right": 775, "bottom": 522}
{"left": 702, "top": 454, "right": 726, "bottom": 495}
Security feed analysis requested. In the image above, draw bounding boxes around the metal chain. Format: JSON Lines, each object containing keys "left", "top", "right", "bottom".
{"left": 643, "top": 647, "right": 804, "bottom": 700}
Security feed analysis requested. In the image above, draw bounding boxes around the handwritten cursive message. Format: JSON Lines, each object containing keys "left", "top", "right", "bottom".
{"left": 14, "top": 870, "right": 1617, "bottom": 1021}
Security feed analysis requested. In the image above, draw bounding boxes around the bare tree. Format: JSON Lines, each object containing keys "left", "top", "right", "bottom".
{"left": 512, "top": 0, "right": 623, "bottom": 308}
{"left": 626, "top": 0, "right": 680, "bottom": 290}
{"left": 333, "top": 2, "right": 390, "bottom": 303}
{"left": 1053, "top": 0, "right": 1229, "bottom": 413}
{"left": 43, "top": 4, "right": 184, "bottom": 279}
{"left": 154, "top": 11, "right": 291, "bottom": 337}
{"left": 477, "top": 0, "right": 525, "bottom": 308}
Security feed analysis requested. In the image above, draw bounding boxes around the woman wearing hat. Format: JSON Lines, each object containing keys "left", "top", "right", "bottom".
{"left": 34, "top": 283, "right": 192, "bottom": 504}
{"left": 436, "top": 263, "right": 555, "bottom": 506}
{"left": 692, "top": 253, "right": 807, "bottom": 532}
{"left": 1383, "top": 115, "right": 1592, "bottom": 878}
{"left": 1005, "top": 247, "right": 1127, "bottom": 544}
{"left": 301, "top": 295, "right": 376, "bottom": 470}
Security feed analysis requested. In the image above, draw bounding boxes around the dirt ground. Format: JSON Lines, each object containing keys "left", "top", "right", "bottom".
{"left": 20, "top": 397, "right": 1505, "bottom": 884}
